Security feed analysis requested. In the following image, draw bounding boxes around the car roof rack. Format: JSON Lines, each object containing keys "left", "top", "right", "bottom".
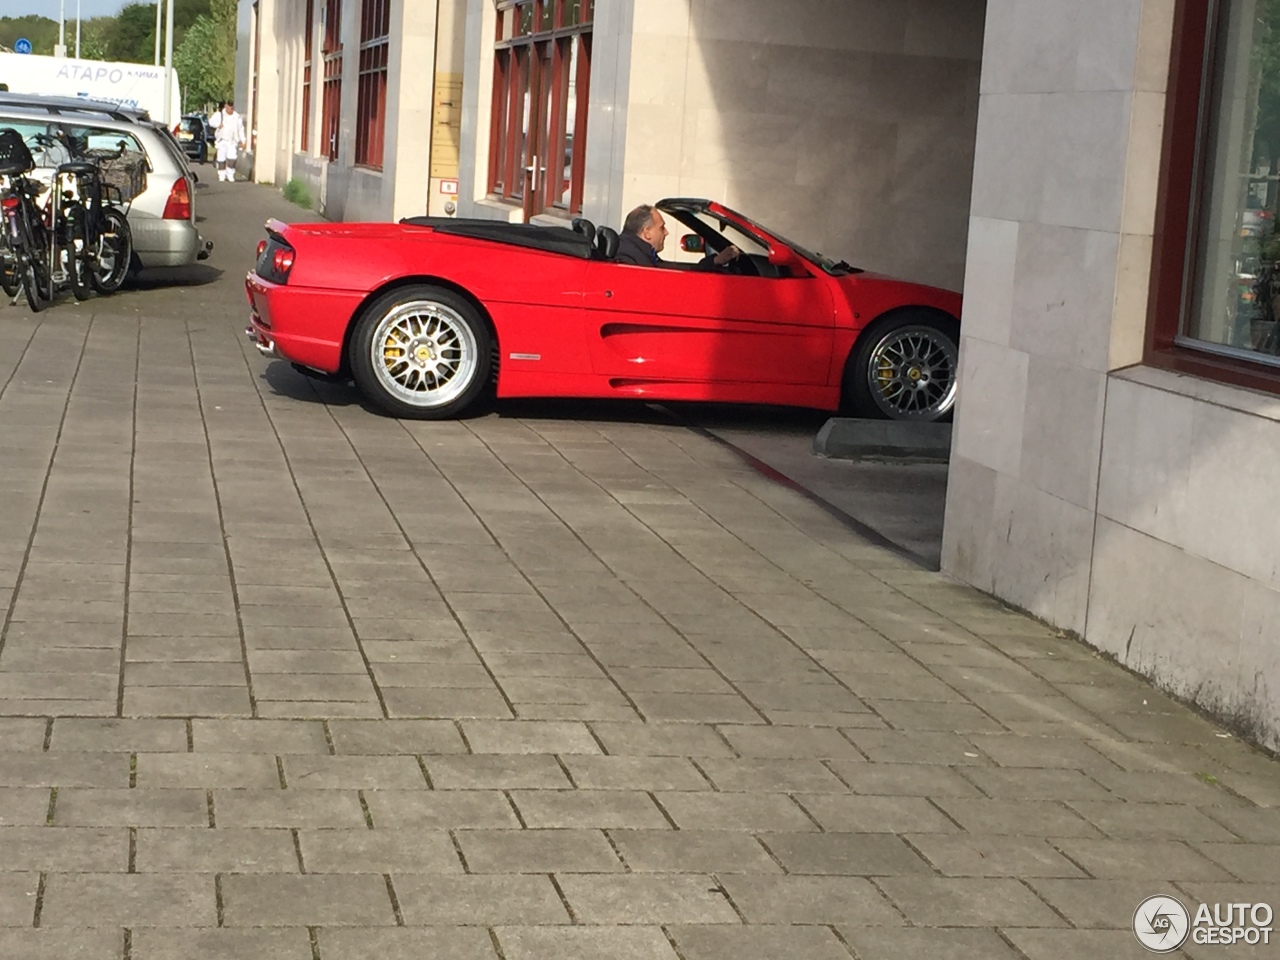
{"left": 0, "top": 92, "right": 150, "bottom": 124}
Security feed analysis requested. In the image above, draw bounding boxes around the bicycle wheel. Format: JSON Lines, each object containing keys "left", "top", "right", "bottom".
{"left": 70, "top": 244, "right": 93, "bottom": 301}
{"left": 21, "top": 250, "right": 51, "bottom": 313}
{"left": 89, "top": 208, "right": 131, "bottom": 294}
{"left": 0, "top": 250, "right": 18, "bottom": 298}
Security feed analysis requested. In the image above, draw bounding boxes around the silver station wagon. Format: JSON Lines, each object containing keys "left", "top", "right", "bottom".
{"left": 0, "top": 100, "right": 210, "bottom": 271}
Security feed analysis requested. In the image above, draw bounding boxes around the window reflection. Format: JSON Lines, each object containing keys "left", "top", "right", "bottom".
{"left": 1189, "top": 1, "right": 1280, "bottom": 361}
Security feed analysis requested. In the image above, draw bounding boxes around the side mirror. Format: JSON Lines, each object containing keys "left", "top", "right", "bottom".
{"left": 680, "top": 234, "right": 706, "bottom": 254}
{"left": 767, "top": 244, "right": 805, "bottom": 271}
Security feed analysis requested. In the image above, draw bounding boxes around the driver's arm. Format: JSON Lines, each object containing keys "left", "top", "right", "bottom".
{"left": 713, "top": 244, "right": 741, "bottom": 267}
{"left": 693, "top": 243, "right": 741, "bottom": 271}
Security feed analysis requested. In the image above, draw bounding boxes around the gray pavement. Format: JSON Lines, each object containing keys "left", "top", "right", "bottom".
{"left": 0, "top": 173, "right": 1276, "bottom": 959}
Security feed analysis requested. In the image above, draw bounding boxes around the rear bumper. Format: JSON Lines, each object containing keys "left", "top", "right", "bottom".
{"left": 131, "top": 216, "right": 200, "bottom": 268}
{"left": 245, "top": 272, "right": 354, "bottom": 373}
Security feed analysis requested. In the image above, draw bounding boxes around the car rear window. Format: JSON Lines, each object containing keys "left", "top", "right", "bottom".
{"left": 183, "top": 118, "right": 204, "bottom": 134}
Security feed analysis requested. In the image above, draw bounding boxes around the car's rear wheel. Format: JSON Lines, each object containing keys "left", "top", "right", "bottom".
{"left": 844, "top": 310, "right": 959, "bottom": 422}
{"left": 350, "top": 285, "right": 492, "bottom": 419}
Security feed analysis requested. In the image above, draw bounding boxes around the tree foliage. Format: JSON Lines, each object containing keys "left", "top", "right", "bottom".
{"left": 101, "top": 0, "right": 212, "bottom": 65}
{"left": 175, "top": 6, "right": 236, "bottom": 112}
{"left": 0, "top": 16, "right": 60, "bottom": 55}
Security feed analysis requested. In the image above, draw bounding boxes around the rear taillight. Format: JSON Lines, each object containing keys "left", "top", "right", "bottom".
{"left": 0, "top": 196, "right": 17, "bottom": 212}
{"left": 162, "top": 177, "right": 191, "bottom": 220}
{"left": 256, "top": 239, "right": 268, "bottom": 258}
{"left": 272, "top": 248, "right": 294, "bottom": 278}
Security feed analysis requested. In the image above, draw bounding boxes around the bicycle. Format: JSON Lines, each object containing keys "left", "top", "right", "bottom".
{"left": 0, "top": 127, "right": 54, "bottom": 312}
{"left": 0, "top": 129, "right": 133, "bottom": 310}
{"left": 60, "top": 144, "right": 133, "bottom": 296}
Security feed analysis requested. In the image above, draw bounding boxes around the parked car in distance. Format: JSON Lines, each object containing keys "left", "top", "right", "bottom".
{"left": 0, "top": 91, "right": 152, "bottom": 124}
{"left": 173, "top": 114, "right": 210, "bottom": 164}
{"left": 0, "top": 103, "right": 211, "bottom": 271}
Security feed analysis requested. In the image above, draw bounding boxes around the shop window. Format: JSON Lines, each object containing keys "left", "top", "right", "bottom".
{"left": 1150, "top": 0, "right": 1280, "bottom": 392}
{"left": 321, "top": 0, "right": 343, "bottom": 162}
{"left": 355, "top": 0, "right": 390, "bottom": 169}
{"left": 489, "top": 0, "right": 593, "bottom": 219}
{"left": 301, "top": 0, "right": 314, "bottom": 152}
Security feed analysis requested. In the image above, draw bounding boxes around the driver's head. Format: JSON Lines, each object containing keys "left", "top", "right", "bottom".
{"left": 624, "top": 204, "right": 668, "bottom": 253}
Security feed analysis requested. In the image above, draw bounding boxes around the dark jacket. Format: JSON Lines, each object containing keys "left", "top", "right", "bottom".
{"left": 615, "top": 231, "right": 716, "bottom": 270}
{"left": 615, "top": 231, "right": 662, "bottom": 267}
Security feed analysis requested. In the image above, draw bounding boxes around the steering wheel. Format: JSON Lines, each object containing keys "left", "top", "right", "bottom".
{"left": 725, "top": 250, "right": 759, "bottom": 277}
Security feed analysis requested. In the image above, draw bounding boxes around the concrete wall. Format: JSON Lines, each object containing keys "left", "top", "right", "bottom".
{"left": 943, "top": 0, "right": 1280, "bottom": 750}
{"left": 458, "top": 0, "right": 986, "bottom": 291}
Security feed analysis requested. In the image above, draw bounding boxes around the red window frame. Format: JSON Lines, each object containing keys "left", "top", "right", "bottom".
{"left": 301, "top": 0, "right": 314, "bottom": 151}
{"left": 354, "top": 0, "right": 390, "bottom": 169}
{"left": 320, "top": 0, "right": 343, "bottom": 162}
{"left": 489, "top": 0, "right": 593, "bottom": 218}
{"left": 1146, "top": 0, "right": 1280, "bottom": 395}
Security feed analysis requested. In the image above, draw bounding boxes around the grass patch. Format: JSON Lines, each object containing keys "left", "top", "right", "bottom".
{"left": 283, "top": 178, "right": 312, "bottom": 210}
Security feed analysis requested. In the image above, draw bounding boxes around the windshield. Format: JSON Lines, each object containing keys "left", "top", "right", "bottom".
{"left": 732, "top": 210, "right": 857, "bottom": 276}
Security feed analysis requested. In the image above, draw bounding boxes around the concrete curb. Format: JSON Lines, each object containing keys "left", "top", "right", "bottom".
{"left": 813, "top": 418, "right": 952, "bottom": 461}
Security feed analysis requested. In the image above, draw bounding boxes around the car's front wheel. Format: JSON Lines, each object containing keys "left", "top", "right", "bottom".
{"left": 349, "top": 285, "right": 492, "bottom": 419}
{"left": 844, "top": 310, "right": 960, "bottom": 422}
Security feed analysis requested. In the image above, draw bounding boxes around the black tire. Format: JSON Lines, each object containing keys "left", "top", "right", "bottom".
{"left": 349, "top": 285, "right": 492, "bottom": 420}
{"left": 0, "top": 252, "right": 18, "bottom": 298}
{"left": 70, "top": 248, "right": 93, "bottom": 301}
{"left": 89, "top": 209, "right": 132, "bottom": 294}
{"left": 21, "top": 251, "right": 50, "bottom": 313}
{"left": 843, "top": 309, "right": 960, "bottom": 422}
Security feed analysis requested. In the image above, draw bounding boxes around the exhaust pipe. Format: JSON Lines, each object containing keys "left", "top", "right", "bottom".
{"left": 197, "top": 239, "right": 214, "bottom": 261}
{"left": 245, "top": 324, "right": 278, "bottom": 359}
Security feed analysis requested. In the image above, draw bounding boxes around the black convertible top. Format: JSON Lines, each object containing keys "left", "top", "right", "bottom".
{"left": 399, "top": 216, "right": 593, "bottom": 259}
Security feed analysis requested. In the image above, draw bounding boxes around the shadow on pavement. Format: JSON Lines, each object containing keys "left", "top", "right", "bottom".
{"left": 129, "top": 263, "right": 223, "bottom": 290}
{"left": 666, "top": 403, "right": 949, "bottom": 570}
{"left": 491, "top": 397, "right": 672, "bottom": 425}
{"left": 262, "top": 361, "right": 362, "bottom": 408}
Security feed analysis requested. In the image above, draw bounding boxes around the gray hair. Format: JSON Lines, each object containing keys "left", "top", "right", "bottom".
{"left": 623, "top": 204, "right": 655, "bottom": 235}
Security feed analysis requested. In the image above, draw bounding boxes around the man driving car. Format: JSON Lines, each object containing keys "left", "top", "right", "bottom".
{"left": 616, "top": 204, "right": 741, "bottom": 269}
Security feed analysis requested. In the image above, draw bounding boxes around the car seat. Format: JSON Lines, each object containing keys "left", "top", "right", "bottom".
{"left": 594, "top": 226, "right": 620, "bottom": 260}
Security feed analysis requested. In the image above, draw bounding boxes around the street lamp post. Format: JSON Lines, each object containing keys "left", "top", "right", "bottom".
{"left": 154, "top": 1, "right": 162, "bottom": 66}
{"left": 76, "top": 0, "right": 81, "bottom": 58}
{"left": 164, "top": 0, "right": 175, "bottom": 124}
{"left": 57, "top": 0, "right": 66, "bottom": 56}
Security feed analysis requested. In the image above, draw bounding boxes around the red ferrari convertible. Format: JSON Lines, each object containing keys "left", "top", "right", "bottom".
{"left": 245, "top": 198, "right": 962, "bottom": 421}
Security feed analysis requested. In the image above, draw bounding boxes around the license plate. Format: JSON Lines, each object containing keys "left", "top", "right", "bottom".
{"left": 178, "top": 132, "right": 193, "bottom": 140}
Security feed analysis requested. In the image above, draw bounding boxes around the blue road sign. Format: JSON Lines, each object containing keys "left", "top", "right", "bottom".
{"left": 14, "top": 39, "right": 32, "bottom": 54}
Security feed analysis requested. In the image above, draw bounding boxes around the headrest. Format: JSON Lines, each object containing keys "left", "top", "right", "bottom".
{"left": 571, "top": 217, "right": 596, "bottom": 245}
{"left": 595, "top": 226, "right": 620, "bottom": 260}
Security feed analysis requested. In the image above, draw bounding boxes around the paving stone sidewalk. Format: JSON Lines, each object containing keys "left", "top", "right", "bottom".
{"left": 0, "top": 180, "right": 1276, "bottom": 959}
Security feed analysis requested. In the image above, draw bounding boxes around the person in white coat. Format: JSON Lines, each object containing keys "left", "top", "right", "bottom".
{"left": 208, "top": 101, "right": 247, "bottom": 183}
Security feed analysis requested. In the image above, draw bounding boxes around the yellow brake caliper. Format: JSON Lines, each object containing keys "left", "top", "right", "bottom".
{"left": 384, "top": 332, "right": 405, "bottom": 367}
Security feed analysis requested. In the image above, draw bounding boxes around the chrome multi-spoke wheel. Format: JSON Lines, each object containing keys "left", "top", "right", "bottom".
{"left": 351, "top": 286, "right": 492, "bottom": 419}
{"left": 371, "top": 301, "right": 478, "bottom": 407}
{"left": 845, "top": 312, "right": 960, "bottom": 422}
{"left": 866, "top": 325, "right": 958, "bottom": 419}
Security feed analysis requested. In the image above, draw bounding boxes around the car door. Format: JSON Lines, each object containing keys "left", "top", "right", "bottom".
{"left": 583, "top": 259, "right": 835, "bottom": 387}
